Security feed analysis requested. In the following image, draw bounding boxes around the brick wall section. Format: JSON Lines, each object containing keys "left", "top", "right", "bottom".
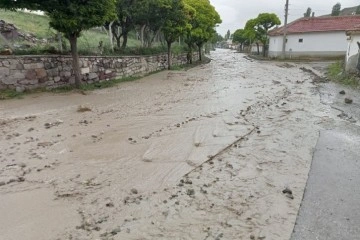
{"left": 0, "top": 52, "right": 199, "bottom": 91}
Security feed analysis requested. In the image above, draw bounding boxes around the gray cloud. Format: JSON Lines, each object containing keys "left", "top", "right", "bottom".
{"left": 210, "top": 0, "right": 360, "bottom": 36}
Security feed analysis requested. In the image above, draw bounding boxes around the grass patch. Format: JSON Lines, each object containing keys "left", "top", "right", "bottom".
{"left": 327, "top": 61, "right": 359, "bottom": 87}
{"left": 0, "top": 10, "right": 55, "bottom": 39}
{"left": 0, "top": 89, "right": 24, "bottom": 100}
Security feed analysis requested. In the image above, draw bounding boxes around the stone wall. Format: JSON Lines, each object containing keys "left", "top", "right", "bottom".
{"left": 0, "top": 52, "right": 198, "bottom": 91}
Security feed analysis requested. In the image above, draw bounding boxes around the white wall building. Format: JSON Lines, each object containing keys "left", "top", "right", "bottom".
{"left": 269, "top": 16, "right": 360, "bottom": 58}
{"left": 345, "top": 30, "right": 360, "bottom": 72}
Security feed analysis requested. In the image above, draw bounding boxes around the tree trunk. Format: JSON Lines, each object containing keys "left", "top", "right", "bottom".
{"left": 256, "top": 43, "right": 260, "bottom": 55}
{"left": 69, "top": 35, "right": 81, "bottom": 88}
{"left": 262, "top": 43, "right": 266, "bottom": 57}
{"left": 57, "top": 32, "right": 63, "bottom": 53}
{"left": 115, "top": 36, "right": 121, "bottom": 48}
{"left": 108, "top": 21, "right": 114, "bottom": 52}
{"left": 140, "top": 24, "right": 146, "bottom": 47}
{"left": 167, "top": 41, "right": 172, "bottom": 70}
{"left": 198, "top": 44, "right": 202, "bottom": 61}
{"left": 122, "top": 33, "right": 128, "bottom": 49}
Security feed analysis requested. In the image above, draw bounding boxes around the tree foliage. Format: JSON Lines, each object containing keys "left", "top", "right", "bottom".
{"left": 225, "top": 30, "right": 231, "bottom": 40}
{"left": 304, "top": 7, "right": 312, "bottom": 17}
{"left": 331, "top": 2, "right": 341, "bottom": 16}
{"left": 232, "top": 29, "right": 247, "bottom": 51}
{"left": 356, "top": 5, "right": 360, "bottom": 15}
{"left": 245, "top": 13, "right": 281, "bottom": 56}
{"left": 184, "top": 0, "right": 221, "bottom": 62}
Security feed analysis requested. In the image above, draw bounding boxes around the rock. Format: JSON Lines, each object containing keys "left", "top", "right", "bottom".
{"left": 282, "top": 187, "right": 292, "bottom": 195}
{"left": 131, "top": 188, "right": 138, "bottom": 194}
{"left": 17, "top": 176, "right": 25, "bottom": 182}
{"left": 110, "top": 227, "right": 121, "bottom": 235}
{"left": 16, "top": 86, "right": 25, "bottom": 93}
{"left": 18, "top": 162, "right": 26, "bottom": 168}
{"left": 105, "top": 202, "right": 114, "bottom": 207}
{"left": 185, "top": 179, "right": 192, "bottom": 184}
{"left": 0, "top": 181, "right": 5, "bottom": 186}
{"left": 345, "top": 98, "right": 353, "bottom": 104}
{"left": 258, "top": 234, "right": 266, "bottom": 239}
{"left": 187, "top": 189, "right": 195, "bottom": 196}
{"left": 339, "top": 90, "right": 346, "bottom": 95}
{"left": 77, "top": 105, "right": 92, "bottom": 112}
{"left": 28, "top": 127, "right": 35, "bottom": 132}
{"left": 250, "top": 234, "right": 255, "bottom": 239}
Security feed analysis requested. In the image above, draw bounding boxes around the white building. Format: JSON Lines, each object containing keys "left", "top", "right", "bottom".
{"left": 268, "top": 16, "right": 360, "bottom": 58}
{"left": 345, "top": 28, "right": 360, "bottom": 72}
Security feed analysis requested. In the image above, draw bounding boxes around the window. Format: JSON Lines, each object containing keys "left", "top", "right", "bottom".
{"left": 299, "top": 38, "right": 303, "bottom": 43}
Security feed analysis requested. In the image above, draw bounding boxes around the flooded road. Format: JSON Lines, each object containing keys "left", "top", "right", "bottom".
{"left": 0, "top": 49, "right": 353, "bottom": 239}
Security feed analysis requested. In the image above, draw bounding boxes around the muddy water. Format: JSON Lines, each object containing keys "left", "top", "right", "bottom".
{"left": 0, "top": 49, "right": 329, "bottom": 239}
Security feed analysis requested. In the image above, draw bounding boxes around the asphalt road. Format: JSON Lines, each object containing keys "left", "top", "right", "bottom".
{"left": 291, "top": 80, "right": 360, "bottom": 240}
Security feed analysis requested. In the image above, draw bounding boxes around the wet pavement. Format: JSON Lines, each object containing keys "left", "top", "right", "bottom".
{"left": 291, "top": 80, "right": 360, "bottom": 239}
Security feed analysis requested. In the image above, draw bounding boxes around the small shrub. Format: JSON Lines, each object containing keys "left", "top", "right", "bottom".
{"left": 327, "top": 61, "right": 359, "bottom": 87}
{"left": 0, "top": 89, "right": 23, "bottom": 100}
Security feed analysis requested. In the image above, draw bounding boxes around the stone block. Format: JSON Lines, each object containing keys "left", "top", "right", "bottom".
{"left": 54, "top": 76, "right": 61, "bottom": 82}
{"left": 16, "top": 86, "right": 25, "bottom": 93}
{"left": 81, "top": 67, "right": 90, "bottom": 74}
{"left": 24, "top": 63, "right": 44, "bottom": 70}
{"left": 19, "top": 79, "right": 38, "bottom": 85}
{"left": 35, "top": 68, "right": 47, "bottom": 78}
{"left": 1, "top": 77, "right": 16, "bottom": 85}
{"left": 47, "top": 68, "right": 59, "bottom": 77}
{"left": 25, "top": 69, "right": 37, "bottom": 80}
{"left": 88, "top": 73, "right": 98, "bottom": 80}
{"left": 12, "top": 71, "right": 25, "bottom": 80}
{"left": 39, "top": 77, "right": 49, "bottom": 83}
{"left": 0, "top": 67, "right": 10, "bottom": 77}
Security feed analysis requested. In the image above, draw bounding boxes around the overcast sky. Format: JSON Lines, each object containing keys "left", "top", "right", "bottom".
{"left": 210, "top": 0, "right": 360, "bottom": 36}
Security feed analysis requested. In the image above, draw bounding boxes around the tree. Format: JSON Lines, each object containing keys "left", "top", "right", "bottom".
{"left": 225, "top": 30, "right": 231, "bottom": 40}
{"left": 304, "top": 7, "right": 312, "bottom": 17}
{"left": 232, "top": 29, "right": 247, "bottom": 51}
{"left": 331, "top": 2, "right": 341, "bottom": 16}
{"left": 161, "top": 0, "right": 193, "bottom": 70}
{"left": 1, "top": 0, "right": 116, "bottom": 88}
{"left": 245, "top": 13, "right": 281, "bottom": 56}
{"left": 184, "top": 0, "right": 221, "bottom": 62}
{"left": 111, "top": 0, "right": 136, "bottom": 49}
{"left": 356, "top": 5, "right": 360, "bottom": 15}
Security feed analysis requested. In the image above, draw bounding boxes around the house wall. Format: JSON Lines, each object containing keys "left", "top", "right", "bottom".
{"left": 345, "top": 34, "right": 360, "bottom": 73}
{"left": 269, "top": 31, "right": 347, "bottom": 58}
{"left": 251, "top": 45, "right": 263, "bottom": 54}
{"left": 0, "top": 52, "right": 198, "bottom": 91}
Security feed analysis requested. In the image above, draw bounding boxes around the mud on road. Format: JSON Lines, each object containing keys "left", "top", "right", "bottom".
{"left": 0, "top": 49, "right": 347, "bottom": 240}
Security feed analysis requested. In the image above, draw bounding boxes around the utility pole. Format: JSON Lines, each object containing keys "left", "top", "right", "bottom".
{"left": 281, "top": 0, "right": 289, "bottom": 59}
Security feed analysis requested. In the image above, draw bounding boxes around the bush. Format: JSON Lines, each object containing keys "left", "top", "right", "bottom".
{"left": 327, "top": 61, "right": 359, "bottom": 87}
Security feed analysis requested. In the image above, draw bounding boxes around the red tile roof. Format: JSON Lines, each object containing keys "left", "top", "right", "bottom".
{"left": 269, "top": 15, "right": 360, "bottom": 36}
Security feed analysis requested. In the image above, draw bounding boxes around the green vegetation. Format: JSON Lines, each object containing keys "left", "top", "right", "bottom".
{"left": 0, "top": 0, "right": 222, "bottom": 88}
{"left": 0, "top": 10, "right": 141, "bottom": 55}
{"left": 0, "top": 9, "right": 53, "bottom": 38}
{"left": 0, "top": 89, "right": 24, "bottom": 100}
{"left": 327, "top": 61, "right": 359, "bottom": 87}
{"left": 244, "top": 13, "right": 281, "bottom": 56}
